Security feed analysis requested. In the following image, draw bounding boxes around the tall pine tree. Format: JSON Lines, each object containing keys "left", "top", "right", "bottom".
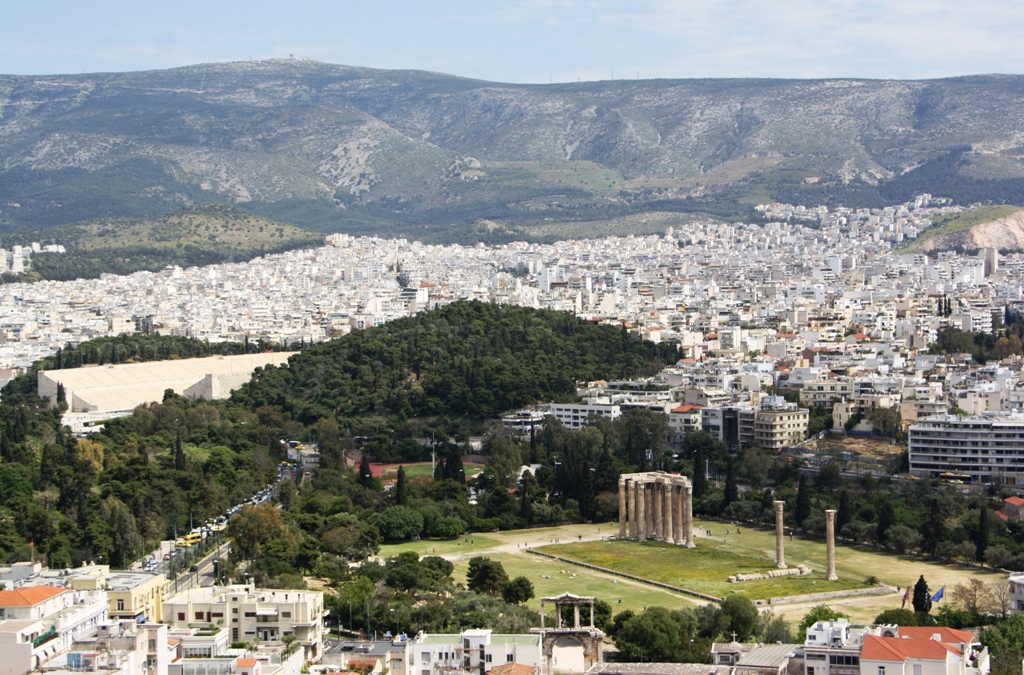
{"left": 723, "top": 457, "right": 738, "bottom": 508}
{"left": 174, "top": 432, "right": 186, "bottom": 471}
{"left": 976, "top": 503, "right": 991, "bottom": 563}
{"left": 795, "top": 474, "right": 811, "bottom": 526}
{"left": 922, "top": 498, "right": 945, "bottom": 556}
{"left": 395, "top": 465, "right": 408, "bottom": 506}
{"left": 912, "top": 575, "right": 931, "bottom": 614}
{"left": 876, "top": 499, "right": 896, "bottom": 544}
{"left": 358, "top": 453, "right": 373, "bottom": 488}
{"left": 692, "top": 447, "right": 707, "bottom": 500}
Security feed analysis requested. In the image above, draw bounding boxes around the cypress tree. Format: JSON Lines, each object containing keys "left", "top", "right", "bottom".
{"left": 876, "top": 499, "right": 896, "bottom": 544}
{"left": 912, "top": 575, "right": 931, "bottom": 614}
{"left": 976, "top": 503, "right": 991, "bottom": 563}
{"left": 922, "top": 497, "right": 945, "bottom": 556}
{"left": 692, "top": 447, "right": 707, "bottom": 500}
{"left": 174, "top": 432, "right": 186, "bottom": 471}
{"left": 395, "top": 465, "right": 408, "bottom": 506}
{"left": 0, "top": 432, "right": 11, "bottom": 463}
{"left": 358, "top": 453, "right": 373, "bottom": 488}
{"left": 795, "top": 474, "right": 811, "bottom": 526}
{"left": 836, "top": 489, "right": 852, "bottom": 533}
{"left": 723, "top": 457, "right": 738, "bottom": 508}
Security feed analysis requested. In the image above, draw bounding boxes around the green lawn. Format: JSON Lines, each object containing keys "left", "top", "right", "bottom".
{"left": 376, "top": 463, "right": 483, "bottom": 480}
{"left": 379, "top": 533, "right": 502, "bottom": 558}
{"left": 539, "top": 539, "right": 864, "bottom": 600}
{"left": 450, "top": 552, "right": 696, "bottom": 616}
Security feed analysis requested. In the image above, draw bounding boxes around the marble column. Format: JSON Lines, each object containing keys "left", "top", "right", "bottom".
{"left": 774, "top": 500, "right": 787, "bottom": 569}
{"left": 626, "top": 483, "right": 634, "bottom": 540}
{"left": 825, "top": 509, "right": 838, "bottom": 581}
{"left": 673, "top": 484, "right": 683, "bottom": 544}
{"left": 638, "top": 484, "right": 647, "bottom": 542}
{"left": 618, "top": 478, "right": 627, "bottom": 539}
{"left": 663, "top": 481, "right": 674, "bottom": 544}
{"left": 646, "top": 483, "right": 654, "bottom": 537}
{"left": 573, "top": 603, "right": 580, "bottom": 629}
{"left": 684, "top": 484, "right": 695, "bottom": 547}
{"left": 655, "top": 483, "right": 663, "bottom": 540}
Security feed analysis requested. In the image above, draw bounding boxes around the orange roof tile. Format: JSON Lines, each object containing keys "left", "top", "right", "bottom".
{"left": 861, "top": 635, "right": 960, "bottom": 662}
{"left": 897, "top": 627, "right": 973, "bottom": 644}
{"left": 489, "top": 664, "right": 537, "bottom": 675}
{"left": 1005, "top": 496, "right": 1024, "bottom": 507}
{"left": 0, "top": 585, "right": 66, "bottom": 607}
{"left": 235, "top": 658, "right": 259, "bottom": 668}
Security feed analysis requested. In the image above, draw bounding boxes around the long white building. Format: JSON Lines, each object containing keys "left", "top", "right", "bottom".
{"left": 908, "top": 413, "right": 1024, "bottom": 485}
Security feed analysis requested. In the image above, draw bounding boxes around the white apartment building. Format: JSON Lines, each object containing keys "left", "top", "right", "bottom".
{"left": 162, "top": 585, "right": 324, "bottom": 662}
{"left": 546, "top": 400, "right": 620, "bottom": 431}
{"left": 909, "top": 413, "right": 1024, "bottom": 485}
{"left": 405, "top": 629, "right": 542, "bottom": 675}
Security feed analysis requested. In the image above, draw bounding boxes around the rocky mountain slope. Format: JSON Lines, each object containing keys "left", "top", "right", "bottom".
{"left": 3, "top": 59, "right": 1024, "bottom": 241}
{"left": 909, "top": 206, "right": 1024, "bottom": 252}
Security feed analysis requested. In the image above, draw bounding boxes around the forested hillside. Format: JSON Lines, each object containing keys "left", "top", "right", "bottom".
{"left": 232, "top": 301, "right": 680, "bottom": 423}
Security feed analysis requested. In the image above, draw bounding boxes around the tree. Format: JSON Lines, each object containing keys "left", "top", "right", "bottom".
{"left": 886, "top": 525, "right": 922, "bottom": 554}
{"left": 395, "top": 465, "right": 409, "bottom": 506}
{"left": 174, "top": 432, "right": 186, "bottom": 471}
{"left": 738, "top": 446, "right": 772, "bottom": 488}
{"left": 874, "top": 609, "right": 918, "bottom": 626}
{"left": 991, "top": 579, "right": 1013, "bottom": 619}
{"left": 466, "top": 557, "right": 508, "bottom": 596}
{"left": 720, "top": 596, "right": 759, "bottom": 641}
{"left": 228, "top": 503, "right": 295, "bottom": 561}
{"left": 980, "top": 614, "right": 1024, "bottom": 675}
{"left": 723, "top": 457, "right": 739, "bottom": 508}
{"left": 758, "top": 610, "right": 794, "bottom": 643}
{"left": 986, "top": 544, "right": 1012, "bottom": 569}
{"left": 692, "top": 446, "right": 707, "bottom": 499}
{"left": 922, "top": 498, "right": 945, "bottom": 556}
{"left": 613, "top": 607, "right": 705, "bottom": 663}
{"left": 876, "top": 499, "right": 896, "bottom": 544}
{"left": 795, "top": 474, "right": 811, "bottom": 526}
{"left": 976, "top": 504, "right": 991, "bottom": 563}
{"left": 376, "top": 506, "right": 424, "bottom": 542}
{"left": 950, "top": 579, "right": 995, "bottom": 615}
{"left": 799, "top": 605, "right": 849, "bottom": 633}
{"left": 358, "top": 454, "right": 373, "bottom": 488}
{"left": 836, "top": 489, "right": 852, "bottom": 534}
{"left": 912, "top": 575, "right": 932, "bottom": 614}
{"left": 501, "top": 576, "right": 535, "bottom": 605}
{"left": 485, "top": 437, "right": 522, "bottom": 490}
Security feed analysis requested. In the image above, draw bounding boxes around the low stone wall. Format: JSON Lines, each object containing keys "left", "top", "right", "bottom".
{"left": 759, "top": 585, "right": 895, "bottom": 606}
{"left": 729, "top": 565, "right": 812, "bottom": 582}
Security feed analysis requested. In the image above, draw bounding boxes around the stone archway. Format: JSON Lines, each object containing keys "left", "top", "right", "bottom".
{"left": 551, "top": 635, "right": 585, "bottom": 673}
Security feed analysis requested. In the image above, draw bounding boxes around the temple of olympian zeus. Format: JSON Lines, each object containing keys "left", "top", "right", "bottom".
{"left": 617, "top": 472, "right": 695, "bottom": 546}
{"left": 618, "top": 475, "right": 838, "bottom": 582}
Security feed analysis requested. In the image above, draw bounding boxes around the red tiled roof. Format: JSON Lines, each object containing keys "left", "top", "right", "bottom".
{"left": 897, "top": 627, "right": 973, "bottom": 644}
{"left": 861, "top": 635, "right": 961, "bottom": 662}
{"left": 0, "top": 585, "right": 66, "bottom": 607}
{"left": 1005, "top": 497, "right": 1024, "bottom": 507}
{"left": 235, "top": 658, "right": 259, "bottom": 668}
{"left": 671, "top": 404, "right": 703, "bottom": 413}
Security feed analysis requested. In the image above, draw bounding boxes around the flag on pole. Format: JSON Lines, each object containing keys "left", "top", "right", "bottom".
{"left": 931, "top": 586, "right": 945, "bottom": 603}
{"left": 901, "top": 586, "right": 910, "bottom": 609}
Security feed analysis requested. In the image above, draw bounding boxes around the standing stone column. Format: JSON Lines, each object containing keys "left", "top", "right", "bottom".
{"left": 663, "top": 481, "right": 674, "bottom": 544}
{"left": 825, "top": 509, "right": 838, "bottom": 581}
{"left": 774, "top": 501, "right": 787, "bottom": 569}
{"left": 652, "top": 481, "right": 662, "bottom": 541}
{"left": 618, "top": 478, "right": 627, "bottom": 539}
{"left": 638, "top": 484, "right": 647, "bottom": 542}
{"left": 629, "top": 480, "right": 637, "bottom": 539}
{"left": 673, "top": 484, "right": 683, "bottom": 544}
{"left": 646, "top": 482, "right": 655, "bottom": 537}
{"left": 684, "top": 484, "right": 695, "bottom": 547}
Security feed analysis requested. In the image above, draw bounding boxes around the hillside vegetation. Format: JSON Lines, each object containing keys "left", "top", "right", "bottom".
{"left": 4, "top": 62, "right": 1024, "bottom": 241}
{"left": 903, "top": 205, "right": 1024, "bottom": 253}
{"left": 8, "top": 205, "right": 322, "bottom": 280}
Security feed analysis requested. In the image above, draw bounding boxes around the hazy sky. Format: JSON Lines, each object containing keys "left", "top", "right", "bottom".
{"left": 3, "top": 0, "right": 1023, "bottom": 81}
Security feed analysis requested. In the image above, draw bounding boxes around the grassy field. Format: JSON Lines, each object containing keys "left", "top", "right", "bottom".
{"left": 372, "top": 462, "right": 484, "bottom": 480}
{"left": 379, "top": 533, "right": 503, "bottom": 558}
{"left": 539, "top": 539, "right": 864, "bottom": 600}
{"left": 902, "top": 205, "right": 1023, "bottom": 250}
{"left": 449, "top": 552, "right": 697, "bottom": 616}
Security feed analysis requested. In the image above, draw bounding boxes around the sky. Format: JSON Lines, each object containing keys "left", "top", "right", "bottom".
{"left": 2, "top": 0, "right": 1023, "bottom": 82}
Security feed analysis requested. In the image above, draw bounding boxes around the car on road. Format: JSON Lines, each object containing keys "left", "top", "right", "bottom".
{"left": 190, "top": 565, "right": 199, "bottom": 573}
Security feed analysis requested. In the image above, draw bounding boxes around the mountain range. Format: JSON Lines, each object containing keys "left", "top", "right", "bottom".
{"left": 3, "top": 59, "right": 1024, "bottom": 243}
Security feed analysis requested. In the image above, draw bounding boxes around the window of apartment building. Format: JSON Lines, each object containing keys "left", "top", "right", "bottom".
{"left": 245, "top": 612, "right": 256, "bottom": 617}
{"left": 422, "top": 653, "right": 431, "bottom": 664}
{"left": 807, "top": 668, "right": 814, "bottom": 675}
{"left": 914, "top": 665, "right": 922, "bottom": 675}
{"left": 232, "top": 608, "right": 237, "bottom": 613}
{"left": 878, "top": 667, "right": 886, "bottom": 675}
{"left": 485, "top": 655, "right": 492, "bottom": 663}
{"left": 178, "top": 613, "right": 185, "bottom": 621}
{"left": 116, "top": 599, "right": 125, "bottom": 611}
{"left": 212, "top": 613, "right": 223, "bottom": 618}
{"left": 281, "top": 611, "right": 291, "bottom": 618}
{"left": 195, "top": 612, "right": 204, "bottom": 621}
{"left": 232, "top": 629, "right": 239, "bottom": 641}
{"left": 507, "top": 654, "right": 514, "bottom": 662}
